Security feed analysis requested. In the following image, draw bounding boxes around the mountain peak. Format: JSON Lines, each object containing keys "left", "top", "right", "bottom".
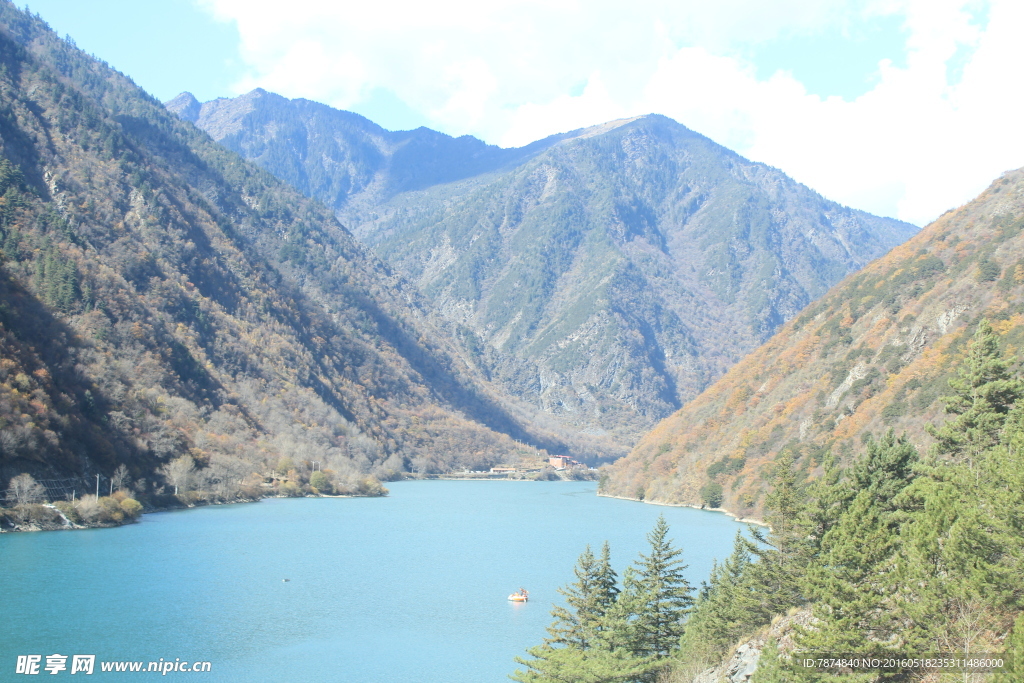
{"left": 164, "top": 92, "right": 200, "bottom": 122}
{"left": 567, "top": 115, "right": 645, "bottom": 140}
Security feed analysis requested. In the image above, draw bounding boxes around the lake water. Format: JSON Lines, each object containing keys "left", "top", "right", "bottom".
{"left": 0, "top": 480, "right": 745, "bottom": 682}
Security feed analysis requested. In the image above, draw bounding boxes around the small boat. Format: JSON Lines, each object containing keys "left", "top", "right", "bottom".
{"left": 508, "top": 588, "right": 529, "bottom": 602}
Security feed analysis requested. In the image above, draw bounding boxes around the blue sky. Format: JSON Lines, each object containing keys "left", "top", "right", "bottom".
{"left": 22, "top": 0, "right": 1022, "bottom": 227}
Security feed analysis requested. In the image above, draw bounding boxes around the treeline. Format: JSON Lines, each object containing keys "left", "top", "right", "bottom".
{"left": 518, "top": 320, "right": 1024, "bottom": 681}
{"left": 1, "top": 451, "right": 389, "bottom": 531}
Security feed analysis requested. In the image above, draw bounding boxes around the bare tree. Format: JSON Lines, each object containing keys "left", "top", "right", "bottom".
{"left": 111, "top": 464, "right": 130, "bottom": 493}
{"left": 160, "top": 455, "right": 195, "bottom": 495}
{"left": 6, "top": 473, "right": 46, "bottom": 505}
{"left": 75, "top": 494, "right": 99, "bottom": 521}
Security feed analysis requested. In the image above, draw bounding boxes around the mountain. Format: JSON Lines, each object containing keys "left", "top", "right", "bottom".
{"left": 0, "top": 2, "right": 568, "bottom": 496}
{"left": 601, "top": 166, "right": 1024, "bottom": 516}
{"left": 165, "top": 89, "right": 561, "bottom": 226}
{"left": 169, "top": 92, "right": 918, "bottom": 447}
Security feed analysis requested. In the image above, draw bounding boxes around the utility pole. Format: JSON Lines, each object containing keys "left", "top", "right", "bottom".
{"left": 312, "top": 461, "right": 321, "bottom": 472}
{"left": 95, "top": 474, "right": 99, "bottom": 499}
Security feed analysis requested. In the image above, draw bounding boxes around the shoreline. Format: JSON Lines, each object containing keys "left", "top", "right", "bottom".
{"left": 0, "top": 491, "right": 372, "bottom": 534}
{"left": 3, "top": 479, "right": 738, "bottom": 535}
{"left": 596, "top": 491, "right": 767, "bottom": 527}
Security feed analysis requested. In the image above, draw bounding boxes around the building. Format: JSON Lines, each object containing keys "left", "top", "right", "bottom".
{"left": 548, "top": 456, "right": 583, "bottom": 470}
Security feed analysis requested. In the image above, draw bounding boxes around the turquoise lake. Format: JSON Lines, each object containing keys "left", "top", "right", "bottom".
{"left": 0, "top": 480, "right": 745, "bottom": 682}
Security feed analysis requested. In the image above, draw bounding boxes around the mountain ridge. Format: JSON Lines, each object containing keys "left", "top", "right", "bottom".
{"left": 601, "top": 165, "right": 1024, "bottom": 517}
{"left": 170, "top": 91, "right": 918, "bottom": 450}
{"left": 0, "top": 1, "right": 577, "bottom": 495}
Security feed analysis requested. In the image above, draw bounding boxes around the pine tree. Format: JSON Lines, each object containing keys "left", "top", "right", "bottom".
{"left": 512, "top": 543, "right": 650, "bottom": 683}
{"left": 993, "top": 612, "right": 1024, "bottom": 683}
{"left": 547, "top": 543, "right": 620, "bottom": 649}
{"left": 749, "top": 639, "right": 787, "bottom": 683}
{"left": 510, "top": 640, "right": 651, "bottom": 683}
{"left": 849, "top": 430, "right": 918, "bottom": 510}
{"left": 927, "top": 319, "right": 1024, "bottom": 467}
{"left": 799, "top": 451, "right": 851, "bottom": 557}
{"left": 801, "top": 490, "right": 902, "bottom": 663}
{"left": 799, "top": 431, "right": 918, "bottom": 663}
{"left": 893, "top": 380, "right": 1024, "bottom": 656}
{"left": 742, "top": 453, "right": 808, "bottom": 620}
{"left": 626, "top": 515, "right": 695, "bottom": 658}
{"left": 678, "top": 531, "right": 757, "bottom": 662}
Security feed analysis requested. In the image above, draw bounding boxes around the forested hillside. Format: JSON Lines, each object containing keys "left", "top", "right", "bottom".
{"left": 516, "top": 368, "right": 1024, "bottom": 680}
{"left": 603, "top": 167, "right": 1024, "bottom": 519}
{"left": 0, "top": 1, "right": 569, "bottom": 503}
{"left": 170, "top": 93, "right": 917, "bottom": 448}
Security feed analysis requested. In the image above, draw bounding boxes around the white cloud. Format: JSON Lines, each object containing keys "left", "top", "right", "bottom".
{"left": 198, "top": 0, "right": 1024, "bottom": 226}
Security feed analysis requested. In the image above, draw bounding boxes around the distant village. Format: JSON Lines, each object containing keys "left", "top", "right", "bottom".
{"left": 420, "top": 455, "right": 596, "bottom": 481}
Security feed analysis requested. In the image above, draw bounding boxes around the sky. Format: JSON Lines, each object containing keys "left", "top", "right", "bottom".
{"left": 20, "top": 0, "right": 1024, "bottom": 227}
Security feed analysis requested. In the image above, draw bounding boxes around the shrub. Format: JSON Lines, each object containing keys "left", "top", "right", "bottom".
{"left": 279, "top": 481, "right": 301, "bottom": 497}
{"left": 276, "top": 457, "right": 294, "bottom": 477}
{"left": 98, "top": 496, "right": 124, "bottom": 522}
{"left": 309, "top": 470, "right": 333, "bottom": 494}
{"left": 75, "top": 494, "right": 100, "bottom": 521}
{"left": 533, "top": 467, "right": 560, "bottom": 481}
{"left": 700, "top": 481, "right": 724, "bottom": 508}
{"left": 119, "top": 498, "right": 143, "bottom": 519}
{"left": 54, "top": 500, "right": 81, "bottom": 524}
{"left": 355, "top": 477, "right": 388, "bottom": 497}
{"left": 13, "top": 503, "right": 60, "bottom": 525}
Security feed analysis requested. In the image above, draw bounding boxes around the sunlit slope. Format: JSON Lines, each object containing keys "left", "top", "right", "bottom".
{"left": 603, "top": 168, "right": 1024, "bottom": 516}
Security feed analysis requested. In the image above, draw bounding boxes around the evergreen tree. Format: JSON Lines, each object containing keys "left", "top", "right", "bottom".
{"left": 894, "top": 384, "right": 1024, "bottom": 655}
{"left": 993, "top": 612, "right": 1024, "bottom": 683}
{"left": 742, "top": 453, "right": 808, "bottom": 620}
{"left": 547, "top": 543, "right": 619, "bottom": 649}
{"left": 749, "top": 639, "right": 786, "bottom": 683}
{"left": 677, "top": 531, "right": 758, "bottom": 663}
{"left": 799, "top": 431, "right": 919, "bottom": 667}
{"left": 927, "top": 319, "right": 1024, "bottom": 467}
{"left": 510, "top": 640, "right": 651, "bottom": 683}
{"left": 800, "top": 491, "right": 902, "bottom": 670}
{"left": 849, "top": 430, "right": 918, "bottom": 510}
{"left": 798, "top": 451, "right": 851, "bottom": 556}
{"left": 512, "top": 543, "right": 651, "bottom": 683}
{"left": 626, "top": 515, "right": 695, "bottom": 658}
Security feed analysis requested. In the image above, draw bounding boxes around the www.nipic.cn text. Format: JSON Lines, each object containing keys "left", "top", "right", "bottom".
{"left": 15, "top": 655, "right": 212, "bottom": 675}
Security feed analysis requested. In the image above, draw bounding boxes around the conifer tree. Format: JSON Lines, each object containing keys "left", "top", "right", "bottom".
{"left": 799, "top": 431, "right": 918, "bottom": 665}
{"left": 743, "top": 453, "right": 808, "bottom": 620}
{"left": 512, "top": 543, "right": 650, "bottom": 683}
{"left": 749, "top": 639, "right": 786, "bottom": 683}
{"left": 510, "top": 640, "right": 651, "bottom": 683}
{"left": 798, "top": 452, "right": 851, "bottom": 556}
{"left": 801, "top": 490, "right": 902, "bottom": 666}
{"left": 849, "top": 430, "right": 918, "bottom": 510}
{"left": 993, "top": 612, "right": 1024, "bottom": 683}
{"left": 678, "top": 531, "right": 757, "bottom": 663}
{"left": 894, "top": 357, "right": 1024, "bottom": 655}
{"left": 928, "top": 319, "right": 1024, "bottom": 467}
{"left": 547, "top": 543, "right": 620, "bottom": 649}
{"left": 626, "top": 515, "right": 695, "bottom": 658}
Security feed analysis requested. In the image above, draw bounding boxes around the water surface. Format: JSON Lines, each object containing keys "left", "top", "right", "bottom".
{"left": 0, "top": 480, "right": 744, "bottom": 681}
